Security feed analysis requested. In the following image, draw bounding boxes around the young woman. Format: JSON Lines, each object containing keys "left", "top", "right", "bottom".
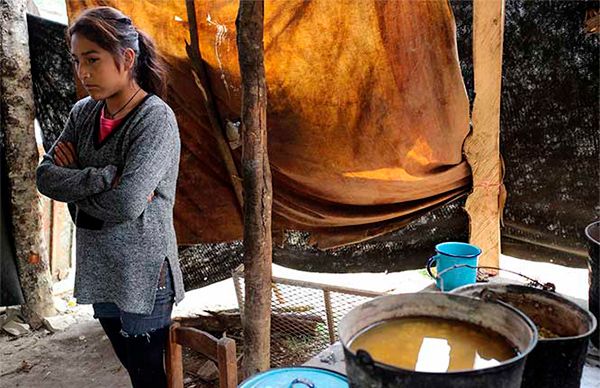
{"left": 36, "top": 7, "right": 185, "bottom": 387}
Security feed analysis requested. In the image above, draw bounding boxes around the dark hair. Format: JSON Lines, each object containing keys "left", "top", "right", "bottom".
{"left": 67, "top": 6, "right": 167, "bottom": 98}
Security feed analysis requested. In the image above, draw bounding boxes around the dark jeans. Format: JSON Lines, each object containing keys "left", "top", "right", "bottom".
{"left": 94, "top": 261, "right": 174, "bottom": 388}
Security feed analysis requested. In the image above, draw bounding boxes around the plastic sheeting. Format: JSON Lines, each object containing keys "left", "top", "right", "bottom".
{"left": 66, "top": 0, "right": 472, "bottom": 248}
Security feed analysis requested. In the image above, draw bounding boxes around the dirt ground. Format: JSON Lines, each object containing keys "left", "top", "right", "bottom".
{"left": 0, "top": 306, "right": 223, "bottom": 388}
{"left": 0, "top": 306, "right": 321, "bottom": 388}
{"left": 0, "top": 310, "right": 129, "bottom": 388}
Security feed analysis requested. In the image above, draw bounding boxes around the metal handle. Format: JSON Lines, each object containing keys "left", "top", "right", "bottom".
{"left": 436, "top": 263, "right": 474, "bottom": 279}
{"left": 435, "top": 264, "right": 473, "bottom": 291}
{"left": 436, "top": 264, "right": 555, "bottom": 292}
{"left": 290, "top": 378, "right": 316, "bottom": 388}
{"left": 356, "top": 349, "right": 375, "bottom": 366}
{"left": 426, "top": 256, "right": 437, "bottom": 278}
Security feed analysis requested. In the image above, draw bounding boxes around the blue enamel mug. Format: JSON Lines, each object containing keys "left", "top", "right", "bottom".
{"left": 426, "top": 242, "right": 482, "bottom": 291}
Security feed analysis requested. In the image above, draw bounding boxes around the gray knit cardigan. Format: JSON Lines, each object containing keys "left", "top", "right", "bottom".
{"left": 36, "top": 95, "right": 185, "bottom": 314}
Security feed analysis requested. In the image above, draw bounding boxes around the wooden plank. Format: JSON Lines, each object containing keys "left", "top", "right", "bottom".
{"left": 176, "top": 312, "right": 242, "bottom": 332}
{"left": 271, "top": 275, "right": 384, "bottom": 298}
{"left": 40, "top": 196, "right": 53, "bottom": 276}
{"left": 236, "top": 0, "right": 273, "bottom": 378}
{"left": 166, "top": 323, "right": 184, "bottom": 388}
{"left": 51, "top": 201, "right": 72, "bottom": 280}
{"left": 167, "top": 322, "right": 238, "bottom": 388}
{"left": 175, "top": 326, "right": 219, "bottom": 361}
{"left": 217, "top": 338, "right": 238, "bottom": 388}
{"left": 464, "top": 0, "right": 506, "bottom": 271}
{"left": 177, "top": 312, "right": 322, "bottom": 337}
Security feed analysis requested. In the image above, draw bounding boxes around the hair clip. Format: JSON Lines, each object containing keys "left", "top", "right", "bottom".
{"left": 117, "top": 17, "right": 132, "bottom": 25}
{"left": 108, "top": 16, "right": 132, "bottom": 25}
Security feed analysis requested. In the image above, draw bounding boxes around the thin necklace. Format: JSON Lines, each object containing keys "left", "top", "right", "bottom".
{"left": 104, "top": 88, "right": 142, "bottom": 119}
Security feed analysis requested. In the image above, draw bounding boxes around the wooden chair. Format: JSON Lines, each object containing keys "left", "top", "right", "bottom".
{"left": 166, "top": 321, "right": 238, "bottom": 388}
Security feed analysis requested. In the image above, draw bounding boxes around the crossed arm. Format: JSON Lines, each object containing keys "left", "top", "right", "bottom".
{"left": 71, "top": 122, "right": 175, "bottom": 223}
{"left": 36, "top": 109, "right": 174, "bottom": 224}
{"left": 36, "top": 114, "right": 119, "bottom": 203}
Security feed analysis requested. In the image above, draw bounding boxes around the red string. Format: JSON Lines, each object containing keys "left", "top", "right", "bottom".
{"left": 473, "top": 180, "right": 503, "bottom": 189}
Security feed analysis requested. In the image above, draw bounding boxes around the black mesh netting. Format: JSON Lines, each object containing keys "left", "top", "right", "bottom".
{"left": 452, "top": 0, "right": 600, "bottom": 267}
{"left": 27, "top": 14, "right": 77, "bottom": 152}
{"left": 178, "top": 242, "right": 243, "bottom": 291}
{"left": 25, "top": 0, "right": 599, "bottom": 292}
{"left": 179, "top": 197, "right": 468, "bottom": 290}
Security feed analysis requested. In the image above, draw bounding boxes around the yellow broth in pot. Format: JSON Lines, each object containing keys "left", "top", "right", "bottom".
{"left": 349, "top": 317, "right": 517, "bottom": 373}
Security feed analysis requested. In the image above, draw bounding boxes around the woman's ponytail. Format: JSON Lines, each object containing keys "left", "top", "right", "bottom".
{"left": 134, "top": 28, "right": 167, "bottom": 99}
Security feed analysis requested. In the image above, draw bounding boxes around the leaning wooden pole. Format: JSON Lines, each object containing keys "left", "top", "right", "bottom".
{"left": 185, "top": 0, "right": 245, "bottom": 213}
{"left": 464, "top": 0, "right": 506, "bottom": 270}
{"left": 0, "top": 0, "right": 55, "bottom": 327}
{"left": 236, "top": 0, "right": 272, "bottom": 377}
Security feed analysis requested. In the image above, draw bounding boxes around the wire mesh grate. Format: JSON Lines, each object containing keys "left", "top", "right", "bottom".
{"left": 233, "top": 266, "right": 383, "bottom": 367}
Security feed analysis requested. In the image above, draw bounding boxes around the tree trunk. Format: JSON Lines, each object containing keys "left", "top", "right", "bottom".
{"left": 236, "top": 0, "right": 272, "bottom": 378}
{"left": 0, "top": 0, "right": 55, "bottom": 327}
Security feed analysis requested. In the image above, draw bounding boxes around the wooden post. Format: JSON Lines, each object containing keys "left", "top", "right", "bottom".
{"left": 464, "top": 0, "right": 505, "bottom": 271}
{"left": 166, "top": 322, "right": 184, "bottom": 388}
{"left": 0, "top": 0, "right": 55, "bottom": 327}
{"left": 236, "top": 0, "right": 272, "bottom": 378}
{"left": 217, "top": 337, "right": 238, "bottom": 388}
{"left": 323, "top": 290, "right": 336, "bottom": 344}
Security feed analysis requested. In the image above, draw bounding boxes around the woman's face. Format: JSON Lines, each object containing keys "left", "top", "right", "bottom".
{"left": 70, "top": 33, "right": 133, "bottom": 100}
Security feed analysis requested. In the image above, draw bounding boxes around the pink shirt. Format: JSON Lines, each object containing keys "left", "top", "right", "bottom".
{"left": 99, "top": 108, "right": 124, "bottom": 143}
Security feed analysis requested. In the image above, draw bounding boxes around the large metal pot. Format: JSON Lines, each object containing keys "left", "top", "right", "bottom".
{"left": 338, "top": 292, "right": 538, "bottom": 388}
{"left": 452, "top": 283, "right": 597, "bottom": 388}
{"left": 585, "top": 220, "right": 600, "bottom": 349}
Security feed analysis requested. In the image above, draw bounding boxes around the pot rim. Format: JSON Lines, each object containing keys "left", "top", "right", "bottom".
{"left": 339, "top": 292, "right": 538, "bottom": 375}
{"left": 435, "top": 242, "right": 482, "bottom": 258}
{"left": 451, "top": 283, "right": 598, "bottom": 342}
{"left": 585, "top": 220, "right": 600, "bottom": 246}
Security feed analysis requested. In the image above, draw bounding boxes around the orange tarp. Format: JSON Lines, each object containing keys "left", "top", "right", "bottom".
{"left": 67, "top": 0, "right": 470, "bottom": 248}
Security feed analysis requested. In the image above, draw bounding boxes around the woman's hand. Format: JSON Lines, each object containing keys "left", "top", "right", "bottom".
{"left": 112, "top": 174, "right": 121, "bottom": 188}
{"left": 54, "top": 142, "right": 79, "bottom": 168}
